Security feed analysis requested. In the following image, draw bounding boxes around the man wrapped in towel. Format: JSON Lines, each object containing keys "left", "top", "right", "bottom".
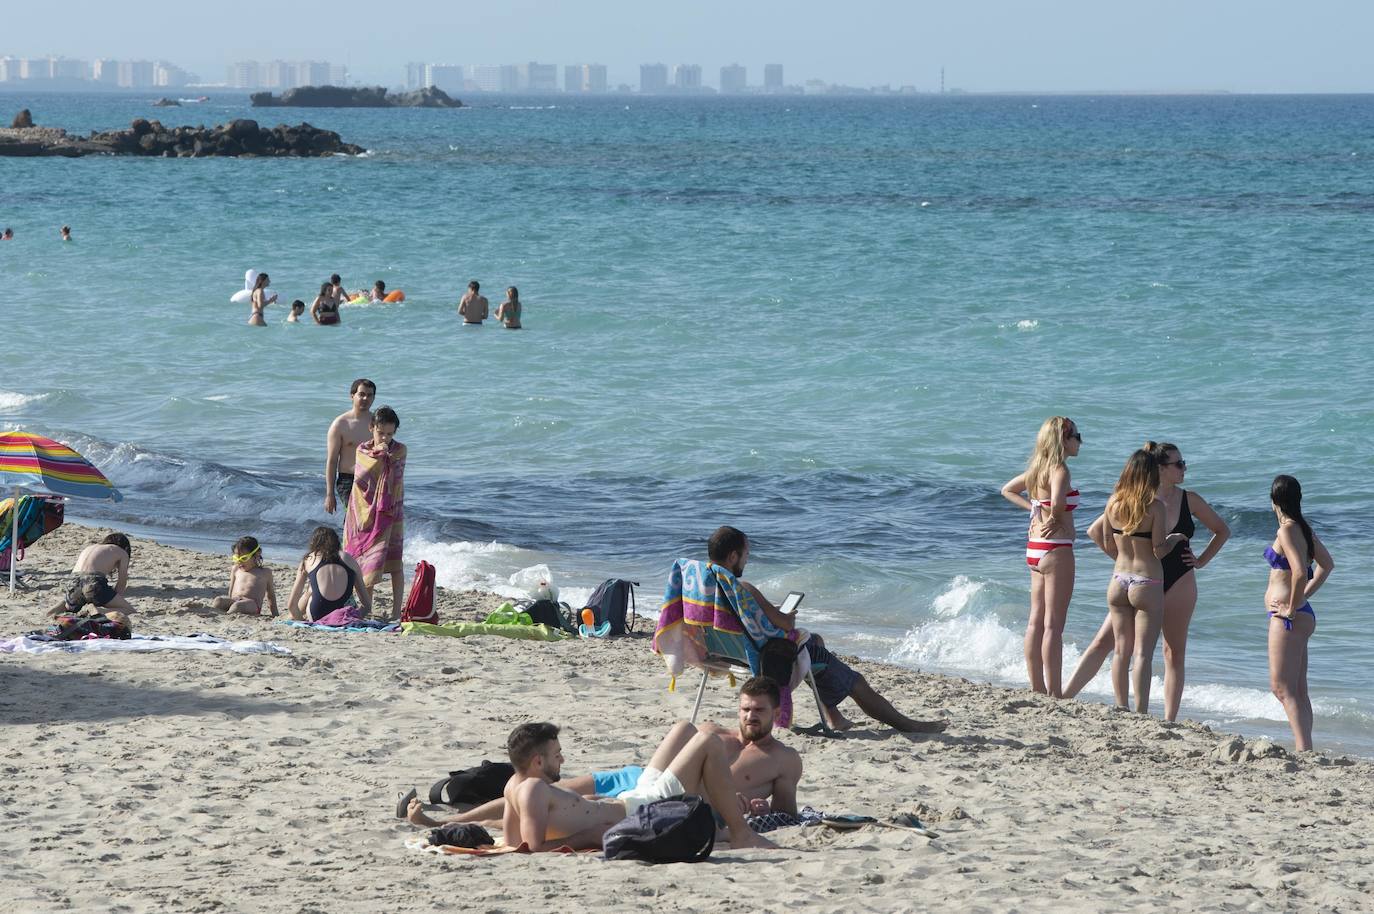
{"left": 344, "top": 405, "right": 407, "bottom": 613}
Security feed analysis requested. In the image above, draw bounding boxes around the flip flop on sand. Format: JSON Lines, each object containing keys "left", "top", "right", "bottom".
{"left": 396, "top": 788, "right": 417, "bottom": 819}
{"left": 821, "top": 814, "right": 878, "bottom": 831}
{"left": 882, "top": 813, "right": 939, "bottom": 838}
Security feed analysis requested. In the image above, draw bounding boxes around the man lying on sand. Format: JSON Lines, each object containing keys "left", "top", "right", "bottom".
{"left": 709, "top": 525, "right": 949, "bottom": 734}
{"left": 407, "top": 677, "right": 802, "bottom": 830}
{"left": 47, "top": 532, "right": 133, "bottom": 616}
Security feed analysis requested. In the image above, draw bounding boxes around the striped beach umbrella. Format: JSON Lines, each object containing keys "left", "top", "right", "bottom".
{"left": 0, "top": 431, "right": 122, "bottom": 593}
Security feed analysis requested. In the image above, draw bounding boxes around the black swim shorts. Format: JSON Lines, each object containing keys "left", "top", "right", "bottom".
{"left": 64, "top": 573, "right": 117, "bottom": 611}
{"left": 335, "top": 473, "right": 354, "bottom": 503}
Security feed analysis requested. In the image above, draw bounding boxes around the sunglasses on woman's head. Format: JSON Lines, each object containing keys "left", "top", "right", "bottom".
{"left": 1067, "top": 431, "right": 1082, "bottom": 442}
{"left": 1162, "top": 459, "right": 1187, "bottom": 470}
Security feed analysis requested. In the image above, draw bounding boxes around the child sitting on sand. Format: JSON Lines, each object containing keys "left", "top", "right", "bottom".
{"left": 211, "top": 536, "right": 278, "bottom": 616}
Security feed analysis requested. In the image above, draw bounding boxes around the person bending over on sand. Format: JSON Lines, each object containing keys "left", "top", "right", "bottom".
{"left": 459, "top": 280, "right": 488, "bottom": 324}
{"left": 248, "top": 271, "right": 276, "bottom": 326}
{"left": 495, "top": 286, "right": 522, "bottom": 329}
{"left": 709, "top": 526, "right": 948, "bottom": 735}
{"left": 406, "top": 676, "right": 803, "bottom": 829}
{"left": 496, "top": 721, "right": 775, "bottom": 851}
{"left": 343, "top": 406, "right": 406, "bottom": 614}
{"left": 1064, "top": 441, "right": 1230, "bottom": 720}
{"left": 1000, "top": 416, "right": 1082, "bottom": 698}
{"left": 1264, "top": 474, "right": 1333, "bottom": 751}
{"left": 311, "top": 282, "right": 341, "bottom": 325}
{"left": 286, "top": 526, "right": 372, "bottom": 622}
{"left": 47, "top": 532, "right": 133, "bottom": 616}
{"left": 211, "top": 536, "right": 279, "bottom": 616}
{"left": 324, "top": 378, "right": 376, "bottom": 515}
{"left": 1098, "top": 449, "right": 1188, "bottom": 714}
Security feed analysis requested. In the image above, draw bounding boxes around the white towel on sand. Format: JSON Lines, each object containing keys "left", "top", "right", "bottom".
{"left": 0, "top": 633, "right": 291, "bottom": 655}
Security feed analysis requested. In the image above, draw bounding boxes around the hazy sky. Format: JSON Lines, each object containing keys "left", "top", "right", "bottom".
{"left": 5, "top": 0, "right": 1373, "bottom": 92}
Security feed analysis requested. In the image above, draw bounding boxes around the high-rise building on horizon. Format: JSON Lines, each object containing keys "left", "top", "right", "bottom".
{"left": 564, "top": 63, "right": 608, "bottom": 93}
{"left": 405, "top": 62, "right": 425, "bottom": 91}
{"left": 764, "top": 63, "right": 783, "bottom": 91}
{"left": 640, "top": 63, "right": 668, "bottom": 93}
{"left": 117, "top": 60, "right": 155, "bottom": 89}
{"left": 426, "top": 64, "right": 466, "bottom": 95}
{"left": 154, "top": 62, "right": 192, "bottom": 88}
{"left": 720, "top": 63, "right": 746, "bottom": 94}
{"left": 672, "top": 63, "right": 702, "bottom": 90}
{"left": 520, "top": 62, "right": 557, "bottom": 92}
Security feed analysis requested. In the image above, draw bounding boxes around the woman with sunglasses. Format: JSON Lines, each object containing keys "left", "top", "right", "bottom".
{"left": 1063, "top": 441, "right": 1230, "bottom": 719}
{"left": 1265, "top": 475, "right": 1333, "bottom": 750}
{"left": 1000, "top": 416, "right": 1082, "bottom": 697}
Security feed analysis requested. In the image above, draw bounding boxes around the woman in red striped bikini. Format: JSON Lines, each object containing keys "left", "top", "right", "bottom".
{"left": 1001, "top": 416, "right": 1082, "bottom": 697}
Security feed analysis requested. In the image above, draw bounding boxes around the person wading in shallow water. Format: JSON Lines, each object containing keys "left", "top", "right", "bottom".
{"left": 324, "top": 378, "right": 376, "bottom": 516}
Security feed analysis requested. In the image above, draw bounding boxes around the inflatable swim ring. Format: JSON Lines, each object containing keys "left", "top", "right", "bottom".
{"left": 383, "top": 290, "right": 405, "bottom": 303}
{"left": 230, "top": 288, "right": 277, "bottom": 305}
{"left": 349, "top": 295, "right": 369, "bottom": 305}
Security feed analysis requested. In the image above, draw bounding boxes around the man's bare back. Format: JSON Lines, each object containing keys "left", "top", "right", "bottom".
{"left": 503, "top": 777, "right": 626, "bottom": 851}
{"left": 72, "top": 543, "right": 128, "bottom": 578}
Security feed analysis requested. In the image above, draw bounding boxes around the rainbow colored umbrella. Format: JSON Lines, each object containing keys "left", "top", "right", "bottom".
{"left": 0, "top": 431, "right": 122, "bottom": 593}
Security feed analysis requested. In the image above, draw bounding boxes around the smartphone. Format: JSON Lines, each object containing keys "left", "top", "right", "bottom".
{"left": 778, "top": 591, "right": 804, "bottom": 615}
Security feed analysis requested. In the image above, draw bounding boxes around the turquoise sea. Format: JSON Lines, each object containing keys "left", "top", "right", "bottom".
{"left": 3, "top": 91, "right": 1372, "bottom": 754}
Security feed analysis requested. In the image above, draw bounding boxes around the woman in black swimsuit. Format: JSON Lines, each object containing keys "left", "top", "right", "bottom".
{"left": 311, "top": 282, "right": 341, "bottom": 325}
{"left": 1063, "top": 441, "right": 1230, "bottom": 719}
{"left": 286, "top": 526, "right": 371, "bottom": 621}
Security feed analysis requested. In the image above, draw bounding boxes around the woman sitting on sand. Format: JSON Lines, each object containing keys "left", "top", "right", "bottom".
{"left": 286, "top": 526, "right": 371, "bottom": 622}
{"left": 1264, "top": 474, "right": 1333, "bottom": 751}
{"left": 1064, "top": 441, "right": 1231, "bottom": 720}
{"left": 1000, "top": 416, "right": 1081, "bottom": 698}
{"left": 1097, "top": 449, "right": 1188, "bottom": 713}
{"left": 343, "top": 406, "right": 406, "bottom": 617}
{"left": 248, "top": 271, "right": 275, "bottom": 326}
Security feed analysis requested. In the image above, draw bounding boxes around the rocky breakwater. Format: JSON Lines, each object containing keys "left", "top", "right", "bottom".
{"left": 251, "top": 85, "right": 462, "bottom": 108}
{"left": 0, "top": 117, "right": 364, "bottom": 158}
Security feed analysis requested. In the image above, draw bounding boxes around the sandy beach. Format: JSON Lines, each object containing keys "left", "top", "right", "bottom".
{"left": 1, "top": 522, "right": 1370, "bottom": 913}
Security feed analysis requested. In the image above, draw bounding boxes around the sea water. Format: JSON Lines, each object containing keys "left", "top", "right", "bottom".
{"left": 3, "top": 92, "right": 1372, "bottom": 754}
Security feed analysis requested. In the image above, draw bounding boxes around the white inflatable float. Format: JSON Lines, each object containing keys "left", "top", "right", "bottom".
{"left": 230, "top": 268, "right": 277, "bottom": 304}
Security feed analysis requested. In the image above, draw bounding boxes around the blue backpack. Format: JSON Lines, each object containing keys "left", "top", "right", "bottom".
{"left": 602, "top": 795, "right": 716, "bottom": 864}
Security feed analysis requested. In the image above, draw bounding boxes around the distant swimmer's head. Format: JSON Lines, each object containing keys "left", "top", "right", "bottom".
{"left": 468, "top": 280, "right": 480, "bottom": 292}
{"left": 319, "top": 282, "right": 332, "bottom": 297}
{"left": 60, "top": 225, "right": 71, "bottom": 240}
{"left": 506, "top": 286, "right": 518, "bottom": 301}
{"left": 1, "top": 228, "right": 12, "bottom": 240}
{"left": 254, "top": 272, "right": 270, "bottom": 289}
{"left": 330, "top": 273, "right": 342, "bottom": 286}
{"left": 708, "top": 525, "right": 749, "bottom": 577}
{"left": 507, "top": 721, "right": 562, "bottom": 781}
{"left": 373, "top": 280, "right": 385, "bottom": 294}
{"left": 290, "top": 299, "right": 305, "bottom": 314}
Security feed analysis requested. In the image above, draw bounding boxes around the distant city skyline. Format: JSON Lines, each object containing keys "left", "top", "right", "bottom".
{"left": 4, "top": 0, "right": 1374, "bottom": 94}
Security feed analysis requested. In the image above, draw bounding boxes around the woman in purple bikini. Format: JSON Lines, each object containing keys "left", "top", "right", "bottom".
{"left": 1264, "top": 475, "right": 1333, "bottom": 751}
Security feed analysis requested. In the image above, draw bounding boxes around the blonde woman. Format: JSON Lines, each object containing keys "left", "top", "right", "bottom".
{"left": 1100, "top": 449, "right": 1188, "bottom": 713}
{"left": 1000, "top": 416, "right": 1082, "bottom": 697}
{"left": 1064, "top": 441, "right": 1230, "bottom": 720}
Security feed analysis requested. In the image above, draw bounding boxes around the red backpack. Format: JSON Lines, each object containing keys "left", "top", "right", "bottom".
{"left": 401, "top": 560, "right": 438, "bottom": 624}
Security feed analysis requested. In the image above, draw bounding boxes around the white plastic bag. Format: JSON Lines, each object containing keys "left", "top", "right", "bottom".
{"left": 510, "top": 564, "right": 558, "bottom": 602}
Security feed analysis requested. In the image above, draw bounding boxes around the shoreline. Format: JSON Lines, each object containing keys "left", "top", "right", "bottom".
{"left": 2, "top": 522, "right": 1372, "bottom": 911}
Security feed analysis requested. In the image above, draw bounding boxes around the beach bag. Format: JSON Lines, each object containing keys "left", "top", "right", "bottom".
{"left": 581, "top": 579, "right": 638, "bottom": 636}
{"left": 602, "top": 795, "right": 716, "bottom": 864}
{"left": 429, "top": 760, "right": 515, "bottom": 807}
{"left": 519, "top": 598, "right": 578, "bottom": 634}
{"left": 402, "top": 560, "right": 438, "bottom": 624}
{"left": 31, "top": 612, "right": 132, "bottom": 642}
{"left": 0, "top": 496, "right": 63, "bottom": 570}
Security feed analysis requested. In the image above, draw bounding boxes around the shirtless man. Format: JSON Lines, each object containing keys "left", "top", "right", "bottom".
{"left": 406, "top": 677, "right": 801, "bottom": 828}
{"left": 494, "top": 720, "right": 775, "bottom": 852}
{"left": 709, "top": 525, "right": 950, "bottom": 735}
{"left": 458, "top": 281, "right": 488, "bottom": 325}
{"left": 47, "top": 532, "right": 133, "bottom": 616}
{"left": 324, "top": 378, "right": 376, "bottom": 515}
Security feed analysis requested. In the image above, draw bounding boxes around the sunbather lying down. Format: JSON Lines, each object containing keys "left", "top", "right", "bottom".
{"left": 403, "top": 678, "right": 802, "bottom": 851}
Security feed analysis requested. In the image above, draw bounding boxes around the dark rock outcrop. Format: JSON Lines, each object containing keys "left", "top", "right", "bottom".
{"left": 11, "top": 109, "right": 33, "bottom": 128}
{"left": 152, "top": 98, "right": 181, "bottom": 107}
{"left": 251, "top": 84, "right": 462, "bottom": 108}
{"left": 0, "top": 118, "right": 364, "bottom": 158}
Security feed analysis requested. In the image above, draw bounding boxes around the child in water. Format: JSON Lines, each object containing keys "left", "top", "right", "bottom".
{"left": 211, "top": 536, "right": 278, "bottom": 616}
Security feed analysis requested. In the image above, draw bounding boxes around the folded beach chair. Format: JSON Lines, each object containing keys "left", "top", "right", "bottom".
{"left": 653, "top": 559, "right": 836, "bottom": 736}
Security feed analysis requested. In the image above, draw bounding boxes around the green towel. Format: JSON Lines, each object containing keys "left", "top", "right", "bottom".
{"left": 401, "top": 621, "right": 566, "bottom": 642}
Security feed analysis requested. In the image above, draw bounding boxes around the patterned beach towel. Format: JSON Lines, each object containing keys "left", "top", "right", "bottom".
{"left": 344, "top": 439, "right": 405, "bottom": 586}
{"left": 0, "top": 634, "right": 291, "bottom": 655}
{"left": 653, "top": 559, "right": 807, "bottom": 726}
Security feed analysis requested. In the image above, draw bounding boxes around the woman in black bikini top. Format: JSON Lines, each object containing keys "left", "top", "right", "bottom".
{"left": 312, "top": 281, "right": 342, "bottom": 325}
{"left": 285, "top": 526, "right": 371, "bottom": 621}
{"left": 1064, "top": 441, "right": 1230, "bottom": 721}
